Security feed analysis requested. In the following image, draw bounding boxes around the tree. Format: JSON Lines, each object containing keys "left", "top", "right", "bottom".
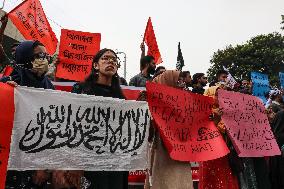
{"left": 207, "top": 32, "right": 284, "bottom": 86}
{"left": 281, "top": 15, "right": 284, "bottom": 30}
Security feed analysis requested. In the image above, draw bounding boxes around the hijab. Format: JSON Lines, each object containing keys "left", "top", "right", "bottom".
{"left": 11, "top": 41, "right": 54, "bottom": 89}
{"left": 152, "top": 70, "right": 180, "bottom": 87}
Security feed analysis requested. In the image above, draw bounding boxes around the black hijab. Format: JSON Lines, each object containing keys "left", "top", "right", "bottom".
{"left": 11, "top": 40, "right": 54, "bottom": 89}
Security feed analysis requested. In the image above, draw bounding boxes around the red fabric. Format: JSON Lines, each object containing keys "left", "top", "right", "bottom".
{"left": 56, "top": 29, "right": 101, "bottom": 81}
{"left": 128, "top": 170, "right": 147, "bottom": 183}
{"left": 144, "top": 17, "right": 162, "bottom": 65}
{"left": 8, "top": 0, "right": 58, "bottom": 54}
{"left": 198, "top": 155, "right": 239, "bottom": 189}
{"left": 54, "top": 84, "right": 142, "bottom": 101}
{"left": 146, "top": 82, "right": 229, "bottom": 162}
{"left": 0, "top": 83, "right": 15, "bottom": 189}
{"left": 122, "top": 88, "right": 141, "bottom": 100}
{"left": 3, "top": 66, "right": 14, "bottom": 76}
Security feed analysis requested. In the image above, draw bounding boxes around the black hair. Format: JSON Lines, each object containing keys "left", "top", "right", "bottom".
{"left": 192, "top": 73, "right": 205, "bottom": 84}
{"left": 119, "top": 77, "right": 128, "bottom": 86}
{"left": 180, "top": 71, "right": 190, "bottom": 78}
{"left": 140, "top": 55, "right": 154, "bottom": 71}
{"left": 32, "top": 40, "right": 44, "bottom": 49}
{"left": 155, "top": 66, "right": 166, "bottom": 73}
{"left": 216, "top": 70, "right": 228, "bottom": 78}
{"left": 80, "top": 48, "right": 125, "bottom": 99}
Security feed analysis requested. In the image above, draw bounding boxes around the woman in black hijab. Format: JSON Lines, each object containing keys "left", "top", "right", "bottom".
{"left": 1, "top": 40, "right": 55, "bottom": 189}
{"left": 0, "top": 40, "right": 54, "bottom": 89}
{"left": 72, "top": 48, "right": 128, "bottom": 189}
{"left": 270, "top": 110, "right": 284, "bottom": 189}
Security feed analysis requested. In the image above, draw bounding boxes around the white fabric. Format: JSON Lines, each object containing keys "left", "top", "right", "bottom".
{"left": 8, "top": 86, "right": 150, "bottom": 171}
{"left": 223, "top": 66, "right": 237, "bottom": 89}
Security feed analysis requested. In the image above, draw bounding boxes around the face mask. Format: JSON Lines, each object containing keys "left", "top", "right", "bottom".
{"left": 32, "top": 58, "right": 49, "bottom": 76}
{"left": 147, "top": 66, "right": 155, "bottom": 75}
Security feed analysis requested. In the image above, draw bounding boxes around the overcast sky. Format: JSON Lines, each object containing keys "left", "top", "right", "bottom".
{"left": 3, "top": 0, "right": 284, "bottom": 81}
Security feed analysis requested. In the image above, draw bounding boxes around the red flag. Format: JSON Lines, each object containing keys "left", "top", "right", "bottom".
{"left": 8, "top": 0, "right": 58, "bottom": 54}
{"left": 146, "top": 82, "right": 230, "bottom": 162}
{"left": 56, "top": 29, "right": 101, "bottom": 81}
{"left": 0, "top": 83, "right": 15, "bottom": 189}
{"left": 143, "top": 17, "right": 162, "bottom": 64}
{"left": 3, "top": 66, "right": 14, "bottom": 76}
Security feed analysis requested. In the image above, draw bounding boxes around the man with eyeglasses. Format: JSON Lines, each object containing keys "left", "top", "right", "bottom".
{"left": 192, "top": 73, "right": 208, "bottom": 94}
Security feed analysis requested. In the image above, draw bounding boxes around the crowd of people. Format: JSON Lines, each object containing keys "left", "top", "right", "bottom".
{"left": 0, "top": 14, "right": 284, "bottom": 189}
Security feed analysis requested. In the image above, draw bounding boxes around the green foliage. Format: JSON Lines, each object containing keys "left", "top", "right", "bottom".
{"left": 207, "top": 32, "right": 284, "bottom": 86}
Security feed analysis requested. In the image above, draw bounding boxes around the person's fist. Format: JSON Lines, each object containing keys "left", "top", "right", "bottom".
{"left": 140, "top": 42, "right": 145, "bottom": 52}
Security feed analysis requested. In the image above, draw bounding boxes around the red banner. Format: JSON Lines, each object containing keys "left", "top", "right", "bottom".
{"left": 52, "top": 82, "right": 142, "bottom": 100}
{"left": 144, "top": 17, "right": 162, "bottom": 65}
{"left": 0, "top": 83, "right": 15, "bottom": 189}
{"left": 8, "top": 0, "right": 58, "bottom": 54}
{"left": 56, "top": 29, "right": 101, "bottom": 81}
{"left": 218, "top": 89, "right": 281, "bottom": 157}
{"left": 146, "top": 82, "right": 229, "bottom": 162}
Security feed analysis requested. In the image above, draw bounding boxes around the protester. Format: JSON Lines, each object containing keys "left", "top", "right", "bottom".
{"left": 209, "top": 70, "right": 228, "bottom": 87}
{"left": 199, "top": 84, "right": 240, "bottom": 189}
{"left": 269, "top": 110, "right": 284, "bottom": 189}
{"left": 0, "top": 40, "right": 83, "bottom": 189}
{"left": 143, "top": 70, "right": 194, "bottom": 189}
{"left": 239, "top": 79, "right": 252, "bottom": 94}
{"left": 129, "top": 55, "right": 156, "bottom": 87}
{"left": 180, "top": 70, "right": 192, "bottom": 88}
{"left": 0, "top": 40, "right": 53, "bottom": 88}
{"left": 192, "top": 73, "right": 208, "bottom": 94}
{"left": 71, "top": 48, "right": 128, "bottom": 189}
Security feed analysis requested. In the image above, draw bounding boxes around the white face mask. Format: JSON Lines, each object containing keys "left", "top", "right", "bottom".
{"left": 31, "top": 58, "right": 49, "bottom": 76}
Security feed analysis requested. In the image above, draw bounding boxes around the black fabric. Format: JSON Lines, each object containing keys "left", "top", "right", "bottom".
{"left": 269, "top": 111, "right": 284, "bottom": 189}
{"left": 270, "top": 155, "right": 284, "bottom": 189}
{"left": 72, "top": 82, "right": 128, "bottom": 189}
{"left": 253, "top": 157, "right": 271, "bottom": 189}
{"left": 271, "top": 111, "right": 284, "bottom": 148}
{"left": 191, "top": 86, "right": 205, "bottom": 95}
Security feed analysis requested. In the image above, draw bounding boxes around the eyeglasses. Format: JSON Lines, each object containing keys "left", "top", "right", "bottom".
{"left": 33, "top": 52, "right": 51, "bottom": 61}
{"left": 100, "top": 56, "right": 120, "bottom": 67}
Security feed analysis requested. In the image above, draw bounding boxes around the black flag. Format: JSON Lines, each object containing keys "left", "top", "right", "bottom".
{"left": 176, "top": 42, "right": 184, "bottom": 71}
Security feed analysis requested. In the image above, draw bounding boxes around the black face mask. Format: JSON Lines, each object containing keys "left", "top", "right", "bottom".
{"left": 147, "top": 65, "right": 155, "bottom": 75}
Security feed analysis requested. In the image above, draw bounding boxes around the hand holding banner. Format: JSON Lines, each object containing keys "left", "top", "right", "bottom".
{"left": 218, "top": 89, "right": 281, "bottom": 157}
{"left": 146, "top": 82, "right": 229, "bottom": 162}
{"left": 56, "top": 29, "right": 101, "bottom": 81}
